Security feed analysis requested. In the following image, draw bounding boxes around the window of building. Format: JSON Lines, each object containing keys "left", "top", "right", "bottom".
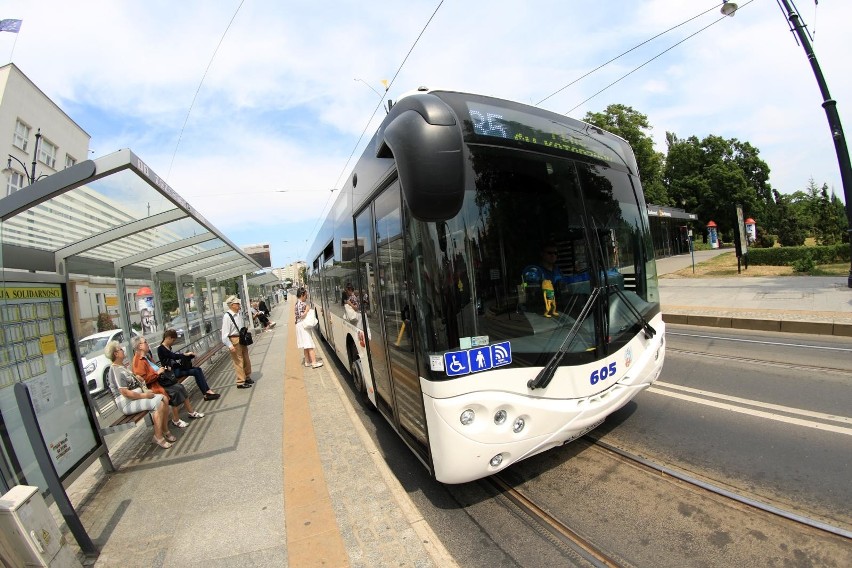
{"left": 5, "top": 171, "right": 25, "bottom": 196}
{"left": 13, "top": 120, "right": 29, "bottom": 151}
{"left": 38, "top": 138, "right": 57, "bottom": 169}
{"left": 65, "top": 154, "right": 77, "bottom": 169}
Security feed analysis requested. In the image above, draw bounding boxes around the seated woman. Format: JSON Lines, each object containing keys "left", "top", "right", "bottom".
{"left": 104, "top": 340, "right": 175, "bottom": 449}
{"left": 251, "top": 301, "right": 275, "bottom": 330}
{"left": 132, "top": 336, "right": 204, "bottom": 429}
{"left": 157, "top": 329, "right": 220, "bottom": 401}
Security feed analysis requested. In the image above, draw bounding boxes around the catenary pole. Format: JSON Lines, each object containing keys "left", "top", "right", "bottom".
{"left": 777, "top": 0, "right": 852, "bottom": 287}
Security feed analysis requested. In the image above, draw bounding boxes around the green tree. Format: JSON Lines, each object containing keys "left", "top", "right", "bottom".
{"left": 773, "top": 190, "right": 807, "bottom": 246}
{"left": 159, "top": 281, "right": 178, "bottom": 316}
{"left": 664, "top": 133, "right": 772, "bottom": 238}
{"left": 801, "top": 179, "right": 848, "bottom": 245}
{"left": 584, "top": 104, "right": 667, "bottom": 204}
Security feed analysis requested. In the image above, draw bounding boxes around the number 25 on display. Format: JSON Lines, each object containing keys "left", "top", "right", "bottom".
{"left": 590, "top": 362, "right": 617, "bottom": 385}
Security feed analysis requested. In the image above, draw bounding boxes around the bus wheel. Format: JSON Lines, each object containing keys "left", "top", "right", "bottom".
{"left": 350, "top": 356, "right": 366, "bottom": 395}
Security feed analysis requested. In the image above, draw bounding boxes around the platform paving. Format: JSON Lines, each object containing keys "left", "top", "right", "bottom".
{"left": 61, "top": 301, "right": 451, "bottom": 567}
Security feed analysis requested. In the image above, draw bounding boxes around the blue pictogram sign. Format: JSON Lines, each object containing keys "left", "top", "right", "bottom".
{"left": 469, "top": 346, "right": 493, "bottom": 373}
{"left": 443, "top": 351, "right": 470, "bottom": 377}
{"left": 491, "top": 341, "right": 512, "bottom": 367}
{"left": 443, "top": 341, "right": 512, "bottom": 376}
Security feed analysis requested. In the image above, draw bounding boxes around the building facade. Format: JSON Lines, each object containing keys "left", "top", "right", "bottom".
{"left": 273, "top": 261, "right": 306, "bottom": 287}
{"left": 0, "top": 63, "right": 90, "bottom": 196}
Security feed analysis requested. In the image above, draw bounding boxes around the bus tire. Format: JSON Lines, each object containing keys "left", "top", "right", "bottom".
{"left": 350, "top": 357, "right": 365, "bottom": 394}
{"left": 348, "top": 353, "right": 374, "bottom": 409}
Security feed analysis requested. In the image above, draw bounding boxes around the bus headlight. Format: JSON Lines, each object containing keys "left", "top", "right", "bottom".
{"left": 460, "top": 409, "right": 475, "bottom": 426}
{"left": 513, "top": 417, "right": 525, "bottom": 433}
{"left": 494, "top": 410, "right": 507, "bottom": 425}
{"left": 490, "top": 454, "right": 504, "bottom": 467}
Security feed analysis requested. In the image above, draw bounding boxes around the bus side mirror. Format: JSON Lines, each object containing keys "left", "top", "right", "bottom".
{"left": 436, "top": 221, "right": 448, "bottom": 254}
{"left": 380, "top": 108, "right": 465, "bottom": 222}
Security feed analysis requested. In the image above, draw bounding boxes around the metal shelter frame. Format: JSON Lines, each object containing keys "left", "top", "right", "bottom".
{"left": 1, "top": 149, "right": 262, "bottom": 342}
{"left": 0, "top": 149, "right": 265, "bottom": 555}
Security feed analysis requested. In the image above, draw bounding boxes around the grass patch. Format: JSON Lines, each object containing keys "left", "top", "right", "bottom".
{"left": 661, "top": 252, "right": 849, "bottom": 278}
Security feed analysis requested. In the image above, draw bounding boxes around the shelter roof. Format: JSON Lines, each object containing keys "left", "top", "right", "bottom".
{"left": 0, "top": 149, "right": 261, "bottom": 282}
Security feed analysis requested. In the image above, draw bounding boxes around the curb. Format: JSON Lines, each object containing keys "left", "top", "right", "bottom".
{"left": 662, "top": 313, "right": 852, "bottom": 337}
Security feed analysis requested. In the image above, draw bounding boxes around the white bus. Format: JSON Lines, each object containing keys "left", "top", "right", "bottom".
{"left": 306, "top": 88, "right": 665, "bottom": 483}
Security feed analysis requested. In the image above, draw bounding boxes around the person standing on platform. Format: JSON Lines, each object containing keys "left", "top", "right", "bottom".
{"left": 295, "top": 287, "right": 323, "bottom": 368}
{"left": 222, "top": 295, "right": 253, "bottom": 389}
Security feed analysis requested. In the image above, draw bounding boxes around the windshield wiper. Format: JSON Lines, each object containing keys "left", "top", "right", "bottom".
{"left": 589, "top": 218, "right": 655, "bottom": 340}
{"left": 527, "top": 286, "right": 602, "bottom": 391}
{"left": 608, "top": 283, "right": 656, "bottom": 339}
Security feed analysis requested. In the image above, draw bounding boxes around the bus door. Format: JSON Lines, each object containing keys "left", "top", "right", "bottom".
{"left": 320, "top": 255, "right": 336, "bottom": 350}
{"left": 373, "top": 184, "right": 429, "bottom": 456}
{"left": 355, "top": 205, "right": 395, "bottom": 420}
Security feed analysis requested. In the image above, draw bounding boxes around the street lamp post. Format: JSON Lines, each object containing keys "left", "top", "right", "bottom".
{"left": 723, "top": 2, "right": 852, "bottom": 287}
{"left": 7, "top": 128, "right": 44, "bottom": 186}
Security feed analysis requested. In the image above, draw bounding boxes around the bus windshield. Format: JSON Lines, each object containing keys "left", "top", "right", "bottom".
{"left": 406, "top": 145, "right": 660, "bottom": 375}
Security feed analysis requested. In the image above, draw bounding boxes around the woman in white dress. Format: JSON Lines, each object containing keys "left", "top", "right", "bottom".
{"left": 294, "top": 287, "right": 322, "bottom": 368}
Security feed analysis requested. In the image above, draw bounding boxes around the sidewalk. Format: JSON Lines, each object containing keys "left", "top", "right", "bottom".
{"left": 657, "top": 250, "right": 852, "bottom": 336}
{"left": 62, "top": 301, "right": 450, "bottom": 567}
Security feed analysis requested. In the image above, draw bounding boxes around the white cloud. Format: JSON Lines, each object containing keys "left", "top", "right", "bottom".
{"left": 2, "top": 0, "right": 849, "bottom": 264}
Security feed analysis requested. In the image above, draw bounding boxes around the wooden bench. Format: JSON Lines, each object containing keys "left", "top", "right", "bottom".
{"left": 98, "top": 340, "right": 226, "bottom": 436}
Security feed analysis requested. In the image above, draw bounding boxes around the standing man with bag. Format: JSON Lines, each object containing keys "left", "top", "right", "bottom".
{"left": 222, "top": 295, "right": 253, "bottom": 389}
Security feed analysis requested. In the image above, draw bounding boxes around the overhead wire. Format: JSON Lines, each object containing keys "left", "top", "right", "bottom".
{"left": 536, "top": 2, "right": 723, "bottom": 106}
{"left": 166, "top": 0, "right": 245, "bottom": 183}
{"left": 564, "top": 0, "right": 756, "bottom": 116}
{"left": 302, "top": 0, "right": 445, "bottom": 257}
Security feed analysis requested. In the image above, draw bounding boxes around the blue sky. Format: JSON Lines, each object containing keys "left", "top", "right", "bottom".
{"left": 2, "top": 0, "right": 849, "bottom": 267}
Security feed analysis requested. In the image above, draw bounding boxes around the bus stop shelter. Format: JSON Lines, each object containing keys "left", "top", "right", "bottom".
{"left": 0, "top": 149, "right": 262, "bottom": 556}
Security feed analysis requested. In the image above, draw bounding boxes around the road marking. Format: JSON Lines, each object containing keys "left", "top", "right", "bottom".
{"left": 668, "top": 331, "right": 852, "bottom": 352}
{"left": 649, "top": 382, "right": 852, "bottom": 436}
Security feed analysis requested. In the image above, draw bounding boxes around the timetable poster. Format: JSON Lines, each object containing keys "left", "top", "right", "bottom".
{"left": 0, "top": 283, "right": 99, "bottom": 490}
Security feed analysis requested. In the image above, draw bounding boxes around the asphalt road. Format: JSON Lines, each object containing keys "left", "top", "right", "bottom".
{"left": 596, "top": 324, "right": 852, "bottom": 529}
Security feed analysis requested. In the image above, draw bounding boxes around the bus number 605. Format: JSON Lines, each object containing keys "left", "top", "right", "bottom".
{"left": 590, "top": 362, "right": 617, "bottom": 385}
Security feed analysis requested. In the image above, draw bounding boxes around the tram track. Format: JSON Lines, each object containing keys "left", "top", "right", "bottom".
{"left": 666, "top": 346, "right": 852, "bottom": 377}
{"left": 584, "top": 437, "right": 852, "bottom": 540}
{"left": 484, "top": 474, "right": 627, "bottom": 568}
{"left": 490, "top": 433, "right": 850, "bottom": 568}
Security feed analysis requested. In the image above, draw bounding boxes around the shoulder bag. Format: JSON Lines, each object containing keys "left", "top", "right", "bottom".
{"left": 157, "top": 369, "right": 177, "bottom": 387}
{"left": 302, "top": 308, "right": 318, "bottom": 329}
{"left": 344, "top": 303, "right": 359, "bottom": 323}
{"left": 176, "top": 353, "right": 194, "bottom": 370}
{"left": 239, "top": 327, "right": 254, "bottom": 346}
{"left": 228, "top": 312, "right": 254, "bottom": 345}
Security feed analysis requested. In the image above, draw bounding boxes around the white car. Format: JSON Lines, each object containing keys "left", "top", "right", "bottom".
{"left": 77, "top": 328, "right": 141, "bottom": 395}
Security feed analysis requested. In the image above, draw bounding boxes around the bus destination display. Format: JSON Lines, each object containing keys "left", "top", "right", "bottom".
{"left": 466, "top": 101, "right": 619, "bottom": 164}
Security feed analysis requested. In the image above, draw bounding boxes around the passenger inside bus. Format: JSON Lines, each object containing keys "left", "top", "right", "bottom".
{"left": 520, "top": 243, "right": 565, "bottom": 317}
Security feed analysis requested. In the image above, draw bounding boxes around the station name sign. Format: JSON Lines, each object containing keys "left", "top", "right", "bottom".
{"left": 0, "top": 287, "right": 63, "bottom": 300}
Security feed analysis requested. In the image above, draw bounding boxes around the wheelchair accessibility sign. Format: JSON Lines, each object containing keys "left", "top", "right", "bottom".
{"left": 443, "top": 341, "right": 512, "bottom": 377}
